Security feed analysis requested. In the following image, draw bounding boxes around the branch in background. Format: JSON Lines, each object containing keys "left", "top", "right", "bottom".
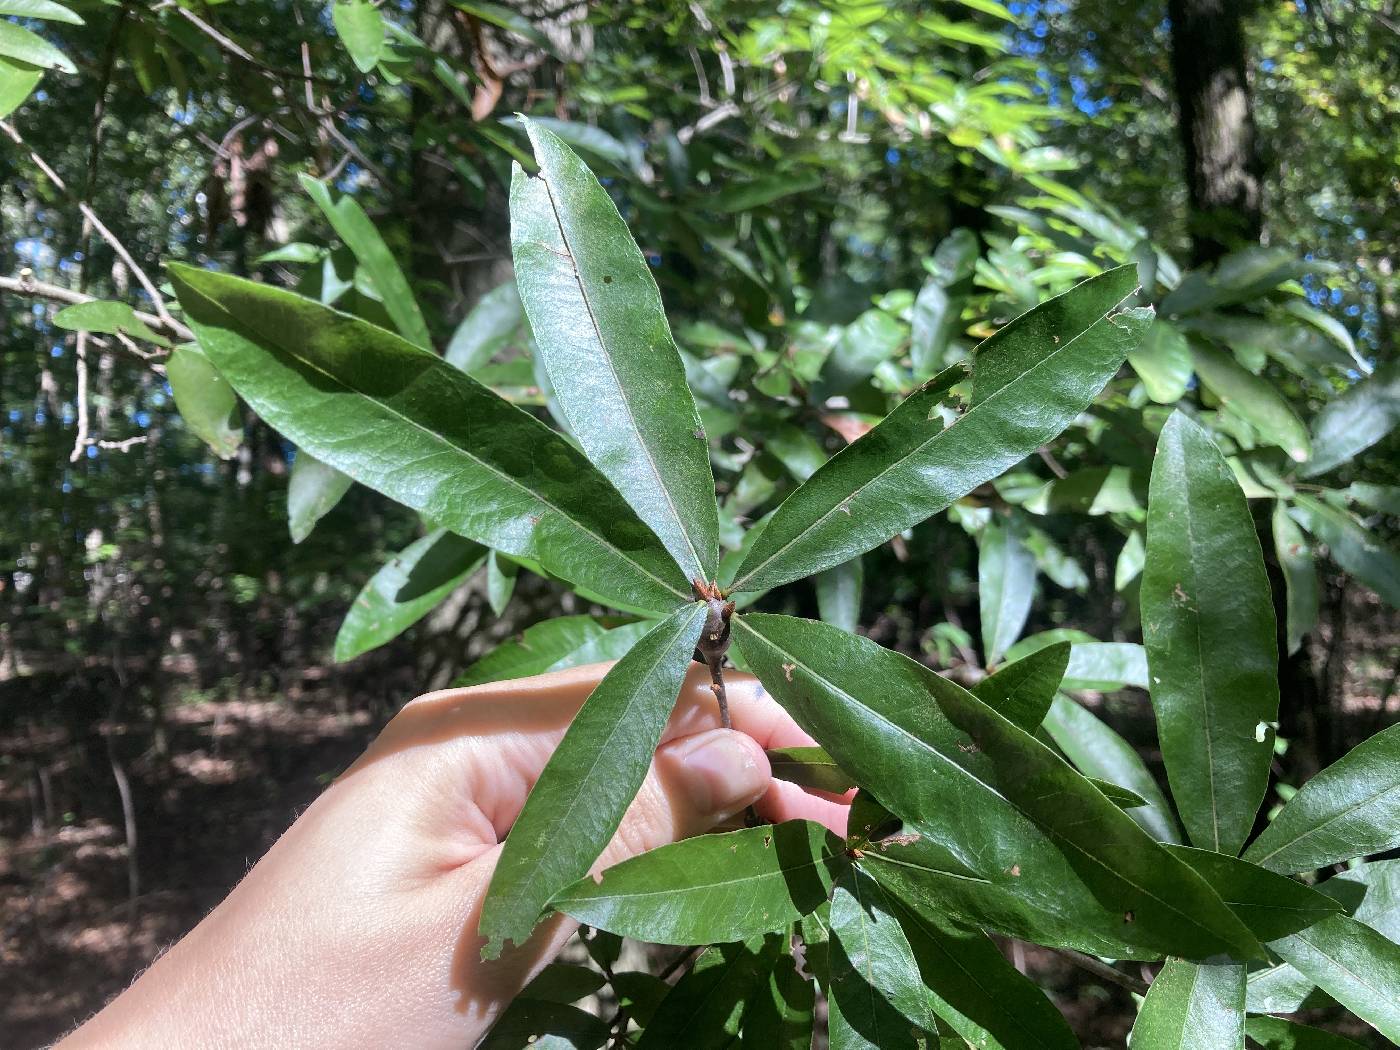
{"left": 170, "top": 3, "right": 342, "bottom": 88}
{"left": 1048, "top": 946, "right": 1150, "bottom": 997}
{"left": 70, "top": 331, "right": 91, "bottom": 463}
{"left": 0, "top": 273, "right": 191, "bottom": 345}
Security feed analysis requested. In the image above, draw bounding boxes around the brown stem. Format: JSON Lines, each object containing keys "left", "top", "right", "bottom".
{"left": 708, "top": 657, "right": 730, "bottom": 729}
{"left": 1048, "top": 946, "right": 1150, "bottom": 997}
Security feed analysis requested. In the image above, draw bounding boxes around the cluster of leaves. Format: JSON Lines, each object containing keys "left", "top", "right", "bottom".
{"left": 149, "top": 129, "right": 1400, "bottom": 1047}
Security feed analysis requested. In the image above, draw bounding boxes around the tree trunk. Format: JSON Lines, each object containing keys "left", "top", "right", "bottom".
{"left": 1166, "top": 0, "right": 1262, "bottom": 264}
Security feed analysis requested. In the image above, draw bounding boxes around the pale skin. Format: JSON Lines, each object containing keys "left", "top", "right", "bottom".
{"left": 60, "top": 662, "right": 850, "bottom": 1050}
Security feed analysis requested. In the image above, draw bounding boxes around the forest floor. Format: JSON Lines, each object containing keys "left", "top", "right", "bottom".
{"left": 2, "top": 597, "right": 1396, "bottom": 1049}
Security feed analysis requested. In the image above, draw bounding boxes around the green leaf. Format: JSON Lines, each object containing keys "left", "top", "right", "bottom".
{"left": 334, "top": 529, "right": 485, "bottom": 662}
{"left": 741, "top": 943, "right": 815, "bottom": 1050}
{"left": 706, "top": 172, "right": 823, "bottom": 212}
{"left": 730, "top": 267, "right": 1151, "bottom": 593}
{"left": 165, "top": 344, "right": 242, "bottom": 459}
{"left": 53, "top": 300, "right": 172, "bottom": 347}
{"left": 1303, "top": 360, "right": 1400, "bottom": 477}
{"left": 0, "top": 55, "right": 42, "bottom": 119}
{"left": 1269, "top": 915, "right": 1400, "bottom": 1041}
{"left": 1163, "top": 845, "right": 1342, "bottom": 941}
{"left": 0, "top": 0, "right": 84, "bottom": 23}
{"left": 1128, "top": 320, "right": 1193, "bottom": 404}
{"left": 331, "top": 0, "right": 383, "bottom": 72}
{"left": 1142, "top": 411, "right": 1279, "bottom": 854}
{"left": 254, "top": 242, "right": 325, "bottom": 265}
{"left": 445, "top": 280, "right": 526, "bottom": 374}
{"left": 519, "top": 963, "right": 606, "bottom": 1005}
{"left": 168, "top": 265, "right": 690, "bottom": 614}
{"left": 1042, "top": 693, "right": 1180, "bottom": 843}
{"left": 637, "top": 937, "right": 781, "bottom": 1050}
{"left": 1191, "top": 342, "right": 1310, "bottom": 462}
{"left": 1128, "top": 960, "right": 1244, "bottom": 1049}
{"left": 297, "top": 174, "right": 431, "bottom": 350}
{"left": 767, "top": 746, "right": 856, "bottom": 794}
{"left": 1241, "top": 723, "right": 1400, "bottom": 874}
{"left": 1272, "top": 502, "right": 1319, "bottom": 655}
{"left": 978, "top": 516, "right": 1035, "bottom": 666}
{"left": 1092, "top": 779, "right": 1150, "bottom": 809}
{"left": 287, "top": 450, "right": 353, "bottom": 544}
{"left": 1244, "top": 1016, "right": 1368, "bottom": 1050}
{"left": 911, "top": 279, "right": 958, "bottom": 375}
{"left": 969, "top": 641, "right": 1070, "bottom": 733}
{"left": 1245, "top": 959, "right": 1329, "bottom": 1015}
{"left": 1291, "top": 495, "right": 1400, "bottom": 608}
{"left": 453, "top": 615, "right": 625, "bottom": 686}
{"left": 1064, "top": 642, "right": 1149, "bottom": 690}
{"left": 883, "top": 891, "right": 1079, "bottom": 1050}
{"left": 511, "top": 122, "right": 718, "bottom": 582}
{"left": 480, "top": 998, "right": 609, "bottom": 1050}
{"left": 480, "top": 603, "right": 706, "bottom": 957}
{"left": 486, "top": 549, "right": 519, "bottom": 617}
{"left": 815, "top": 556, "right": 863, "bottom": 633}
{"left": 0, "top": 19, "right": 73, "bottom": 72}
{"left": 817, "top": 308, "right": 907, "bottom": 398}
{"left": 1348, "top": 481, "right": 1400, "bottom": 516}
{"left": 1316, "top": 859, "right": 1400, "bottom": 942}
{"left": 551, "top": 822, "right": 846, "bottom": 944}
{"left": 828, "top": 866, "right": 936, "bottom": 1050}
{"left": 736, "top": 614, "right": 1261, "bottom": 961}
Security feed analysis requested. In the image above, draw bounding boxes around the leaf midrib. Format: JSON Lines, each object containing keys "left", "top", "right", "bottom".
{"left": 732, "top": 305, "right": 1135, "bottom": 592}
{"left": 193, "top": 284, "right": 688, "bottom": 604}
{"left": 556, "top": 845, "right": 836, "bottom": 908}
{"left": 1248, "top": 778, "right": 1400, "bottom": 871}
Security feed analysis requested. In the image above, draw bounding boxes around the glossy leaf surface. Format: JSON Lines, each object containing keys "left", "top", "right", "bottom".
{"left": 1242, "top": 723, "right": 1400, "bottom": 874}
{"left": 1128, "top": 960, "right": 1244, "bottom": 1050}
{"left": 169, "top": 265, "right": 690, "bottom": 613}
{"left": 637, "top": 937, "right": 780, "bottom": 1050}
{"left": 970, "top": 641, "right": 1070, "bottom": 733}
{"left": 815, "top": 556, "right": 864, "bottom": 633}
{"left": 1273, "top": 502, "right": 1319, "bottom": 656}
{"left": 287, "top": 450, "right": 353, "bottom": 544}
{"left": 480, "top": 603, "right": 706, "bottom": 956}
{"left": 551, "top": 821, "right": 846, "bottom": 944}
{"left": 165, "top": 344, "right": 242, "bottom": 460}
{"left": 978, "top": 517, "right": 1035, "bottom": 666}
{"left": 767, "top": 746, "right": 856, "bottom": 794}
{"left": 1244, "top": 1016, "right": 1367, "bottom": 1050}
{"left": 730, "top": 269, "right": 1151, "bottom": 593}
{"left": 446, "top": 280, "right": 525, "bottom": 374}
{"left": 511, "top": 122, "right": 718, "bottom": 581}
{"left": 1270, "top": 915, "right": 1400, "bottom": 1041}
{"left": 1142, "top": 411, "right": 1278, "bottom": 855}
{"left": 1303, "top": 359, "right": 1400, "bottom": 477}
{"left": 1164, "top": 845, "right": 1341, "bottom": 941}
{"left": 1191, "top": 342, "right": 1310, "bottom": 462}
{"left": 1291, "top": 495, "right": 1400, "bottom": 608}
{"left": 1128, "top": 319, "right": 1193, "bottom": 404}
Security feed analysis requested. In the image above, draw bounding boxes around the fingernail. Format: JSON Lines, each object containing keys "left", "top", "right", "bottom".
{"left": 674, "top": 729, "right": 768, "bottom": 818}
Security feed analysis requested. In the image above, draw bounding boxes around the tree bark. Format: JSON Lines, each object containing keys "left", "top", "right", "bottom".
{"left": 1166, "top": 0, "right": 1263, "bottom": 264}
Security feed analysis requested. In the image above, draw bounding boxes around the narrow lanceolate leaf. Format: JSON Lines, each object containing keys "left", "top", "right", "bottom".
{"left": 298, "top": 174, "right": 431, "bottom": 350}
{"left": 1269, "top": 915, "right": 1400, "bottom": 1041}
{"left": 815, "top": 556, "right": 864, "bottom": 633}
{"left": 445, "top": 279, "right": 525, "bottom": 374}
{"left": 1303, "top": 359, "right": 1400, "bottom": 477}
{"left": 741, "top": 942, "right": 815, "bottom": 1050}
{"left": 168, "top": 265, "right": 690, "bottom": 613}
{"left": 334, "top": 529, "right": 485, "bottom": 663}
{"left": 1272, "top": 502, "right": 1319, "bottom": 656}
{"left": 1129, "top": 319, "right": 1193, "bottom": 404}
{"left": 883, "top": 892, "right": 1077, "bottom": 1050}
{"left": 331, "top": 0, "right": 384, "bottom": 73}
{"left": 166, "top": 344, "right": 242, "bottom": 460}
{"left": 970, "top": 641, "right": 1070, "bottom": 733}
{"left": 637, "top": 936, "right": 781, "bottom": 1050}
{"left": 0, "top": 1, "right": 85, "bottom": 25}
{"left": 736, "top": 614, "right": 1261, "bottom": 961}
{"left": 767, "top": 746, "right": 856, "bottom": 794}
{"left": 1191, "top": 342, "right": 1311, "bottom": 462}
{"left": 1163, "top": 845, "right": 1341, "bottom": 941}
{"left": 479, "top": 999, "right": 609, "bottom": 1050}
{"left": 479, "top": 603, "right": 705, "bottom": 957}
{"left": 1128, "top": 960, "right": 1245, "bottom": 1050}
{"left": 978, "top": 516, "right": 1035, "bottom": 666}
{"left": 485, "top": 549, "right": 519, "bottom": 616}
{"left": 511, "top": 122, "right": 718, "bottom": 581}
{"left": 287, "top": 450, "right": 353, "bottom": 543}
{"left": 1291, "top": 495, "right": 1400, "bottom": 609}
{"left": 0, "top": 19, "right": 75, "bottom": 73}
{"left": 1043, "top": 694, "right": 1180, "bottom": 843}
{"left": 0, "top": 55, "right": 43, "bottom": 120}
{"left": 551, "top": 821, "right": 846, "bottom": 944}
{"left": 730, "top": 267, "right": 1151, "bottom": 593}
{"left": 1142, "top": 411, "right": 1279, "bottom": 855}
{"left": 1317, "top": 860, "right": 1400, "bottom": 942}
{"left": 453, "top": 616, "right": 649, "bottom": 687}
{"left": 828, "top": 866, "right": 937, "bottom": 1050}
{"left": 1242, "top": 723, "right": 1400, "bottom": 874}
{"left": 1245, "top": 1016, "right": 1367, "bottom": 1050}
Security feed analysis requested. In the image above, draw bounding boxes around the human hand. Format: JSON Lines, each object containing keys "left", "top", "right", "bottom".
{"left": 60, "top": 662, "right": 848, "bottom": 1050}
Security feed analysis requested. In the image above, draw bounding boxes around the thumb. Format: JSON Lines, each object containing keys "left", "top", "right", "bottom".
{"left": 595, "top": 728, "right": 771, "bottom": 869}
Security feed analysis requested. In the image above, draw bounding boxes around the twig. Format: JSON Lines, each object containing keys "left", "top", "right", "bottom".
{"left": 97, "top": 435, "right": 150, "bottom": 452}
{"left": 0, "top": 274, "right": 191, "bottom": 344}
{"left": 1037, "top": 446, "right": 1070, "bottom": 479}
{"left": 69, "top": 332, "right": 91, "bottom": 462}
{"left": 172, "top": 5, "right": 342, "bottom": 88}
{"left": 1049, "top": 946, "right": 1150, "bottom": 996}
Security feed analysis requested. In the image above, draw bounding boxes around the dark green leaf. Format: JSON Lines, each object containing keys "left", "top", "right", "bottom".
{"left": 511, "top": 122, "right": 718, "bottom": 582}
{"left": 1291, "top": 495, "right": 1400, "bottom": 608}
{"left": 828, "top": 866, "right": 936, "bottom": 1050}
{"left": 911, "top": 279, "right": 957, "bottom": 375}
{"left": 168, "top": 265, "right": 690, "bottom": 613}
{"left": 53, "top": 300, "right": 171, "bottom": 347}
{"left": 1242, "top": 723, "right": 1400, "bottom": 874}
{"left": 1245, "top": 960, "right": 1330, "bottom": 1015}
{"left": 520, "top": 963, "right": 606, "bottom": 1005}
{"left": 1091, "top": 779, "right": 1150, "bottom": 809}
{"left": 1042, "top": 694, "right": 1180, "bottom": 843}
{"left": 1164, "top": 845, "right": 1341, "bottom": 941}
{"left": 1303, "top": 360, "right": 1400, "bottom": 477}
{"left": 287, "top": 450, "right": 353, "bottom": 544}
{"left": 1128, "top": 320, "right": 1193, "bottom": 404}
{"left": 1316, "top": 860, "right": 1400, "bottom": 942}
{"left": 611, "top": 971, "right": 669, "bottom": 1027}
{"left": 480, "top": 999, "right": 608, "bottom": 1050}
{"left": 706, "top": 172, "right": 823, "bottom": 212}
{"left": 1143, "top": 411, "right": 1279, "bottom": 854}
{"left": 767, "top": 746, "right": 856, "bottom": 794}
{"left": 741, "top": 943, "right": 815, "bottom": 1050}
{"left": 486, "top": 549, "right": 519, "bottom": 617}
{"left": 0, "top": 1, "right": 85, "bottom": 25}
{"left": 736, "top": 614, "right": 1261, "bottom": 960}
{"left": 445, "top": 280, "right": 526, "bottom": 374}
{"left": 332, "top": 0, "right": 384, "bottom": 72}
{"left": 165, "top": 344, "right": 241, "bottom": 459}
{"left": 970, "top": 641, "right": 1070, "bottom": 733}
{"left": 815, "top": 556, "right": 863, "bottom": 633}
{"left": 298, "top": 175, "right": 431, "bottom": 350}
{"left": 480, "top": 603, "right": 706, "bottom": 956}
{"left": 1128, "top": 960, "right": 1244, "bottom": 1049}
{"left": 637, "top": 937, "right": 781, "bottom": 1050}
{"left": 551, "top": 821, "right": 847, "bottom": 945}
{"left": 334, "top": 529, "right": 485, "bottom": 663}
{"left": 1269, "top": 915, "right": 1400, "bottom": 1041}
{"left": 978, "top": 516, "right": 1036, "bottom": 666}
{"left": 0, "top": 19, "right": 75, "bottom": 73}
{"left": 730, "top": 267, "right": 1151, "bottom": 593}
{"left": 1272, "top": 502, "right": 1319, "bottom": 655}
{"left": 455, "top": 616, "right": 609, "bottom": 686}
{"left": 1244, "top": 1016, "right": 1367, "bottom": 1050}
{"left": 817, "top": 308, "right": 907, "bottom": 398}
{"left": 1192, "top": 342, "right": 1310, "bottom": 462}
